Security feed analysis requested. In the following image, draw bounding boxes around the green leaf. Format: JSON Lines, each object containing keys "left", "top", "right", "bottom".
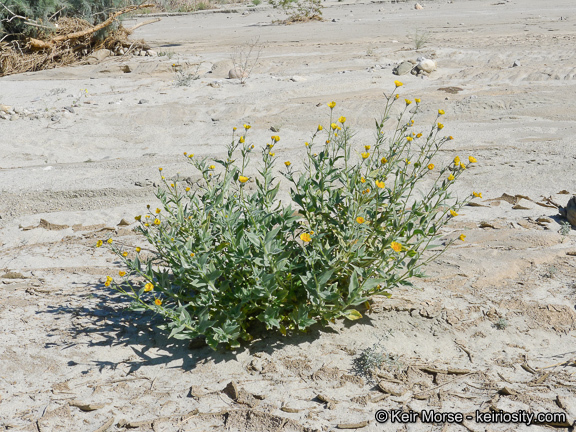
{"left": 341, "top": 309, "right": 362, "bottom": 320}
{"left": 348, "top": 271, "right": 359, "bottom": 298}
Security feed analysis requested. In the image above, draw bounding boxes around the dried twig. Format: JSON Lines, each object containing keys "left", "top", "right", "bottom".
{"left": 128, "top": 18, "right": 161, "bottom": 32}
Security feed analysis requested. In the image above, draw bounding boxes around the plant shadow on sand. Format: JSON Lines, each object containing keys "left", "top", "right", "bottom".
{"left": 41, "top": 282, "right": 375, "bottom": 374}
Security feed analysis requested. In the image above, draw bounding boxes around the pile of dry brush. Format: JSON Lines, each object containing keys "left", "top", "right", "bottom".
{"left": 0, "top": 3, "right": 155, "bottom": 77}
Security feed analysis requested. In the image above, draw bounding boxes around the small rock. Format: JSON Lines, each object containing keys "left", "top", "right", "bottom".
{"left": 88, "top": 49, "right": 112, "bottom": 63}
{"left": 138, "top": 99, "right": 149, "bottom": 104}
{"left": 415, "top": 2, "right": 423, "bottom": 9}
{"left": 228, "top": 68, "right": 248, "bottom": 80}
{"left": 121, "top": 65, "right": 132, "bottom": 73}
{"left": 138, "top": 50, "right": 146, "bottom": 56}
{"left": 416, "top": 58, "right": 437, "bottom": 73}
{"left": 10, "top": 114, "right": 19, "bottom": 121}
{"left": 147, "top": 50, "right": 157, "bottom": 56}
{"left": 378, "top": 381, "right": 406, "bottom": 396}
{"left": 332, "top": 18, "right": 339, "bottom": 22}
{"left": 119, "top": 49, "right": 125, "bottom": 55}
{"left": 0, "top": 104, "right": 11, "bottom": 113}
{"left": 393, "top": 61, "right": 414, "bottom": 76}
{"left": 14, "top": 107, "right": 23, "bottom": 114}
{"left": 51, "top": 115, "right": 60, "bottom": 122}
{"left": 512, "top": 60, "right": 521, "bottom": 67}
{"left": 0, "top": 112, "right": 7, "bottom": 120}
{"left": 290, "top": 75, "right": 306, "bottom": 82}
{"left": 63, "top": 106, "right": 75, "bottom": 114}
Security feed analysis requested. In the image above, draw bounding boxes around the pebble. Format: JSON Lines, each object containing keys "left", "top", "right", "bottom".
{"left": 51, "top": 115, "right": 60, "bottom": 122}
{"left": 138, "top": 99, "right": 149, "bottom": 104}
{"left": 64, "top": 106, "right": 75, "bottom": 113}
{"left": 513, "top": 60, "right": 521, "bottom": 67}
{"left": 10, "top": 115, "right": 19, "bottom": 121}
{"left": 290, "top": 75, "right": 306, "bottom": 82}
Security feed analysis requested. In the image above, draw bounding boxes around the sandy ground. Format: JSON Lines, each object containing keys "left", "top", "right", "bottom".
{"left": 1, "top": 0, "right": 576, "bottom": 430}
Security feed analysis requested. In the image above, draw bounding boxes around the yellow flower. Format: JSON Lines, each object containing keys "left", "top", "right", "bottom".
{"left": 244, "top": 124, "right": 251, "bottom": 130}
{"left": 136, "top": 247, "right": 141, "bottom": 253}
{"left": 239, "top": 176, "right": 249, "bottom": 183}
{"left": 209, "top": 165, "right": 215, "bottom": 170}
{"left": 460, "top": 163, "right": 466, "bottom": 169}
{"left": 272, "top": 135, "right": 280, "bottom": 142}
{"left": 406, "top": 136, "right": 413, "bottom": 142}
{"left": 155, "top": 298, "right": 162, "bottom": 306}
{"left": 155, "top": 208, "right": 161, "bottom": 214}
{"left": 233, "top": 127, "right": 237, "bottom": 131}
{"left": 328, "top": 101, "right": 336, "bottom": 109}
{"left": 96, "top": 240, "right": 103, "bottom": 247}
{"left": 356, "top": 216, "right": 365, "bottom": 224}
{"left": 190, "top": 252, "right": 195, "bottom": 257}
{"left": 269, "top": 152, "right": 275, "bottom": 157}
{"left": 448, "top": 174, "right": 455, "bottom": 181}
{"left": 144, "top": 223, "right": 149, "bottom": 227}
{"left": 391, "top": 242, "right": 402, "bottom": 252}
{"left": 135, "top": 215, "right": 141, "bottom": 221}
{"left": 361, "top": 152, "right": 370, "bottom": 159}
{"left": 405, "top": 159, "right": 411, "bottom": 164}
{"left": 305, "top": 142, "right": 309, "bottom": 147}
{"left": 438, "top": 109, "right": 445, "bottom": 115}
{"left": 161, "top": 176, "right": 165, "bottom": 180}
{"left": 405, "top": 99, "right": 412, "bottom": 105}
{"left": 360, "top": 177, "right": 366, "bottom": 183}
{"left": 188, "top": 154, "right": 194, "bottom": 158}
{"left": 364, "top": 145, "right": 371, "bottom": 150}
{"left": 454, "top": 156, "right": 460, "bottom": 165}
{"left": 284, "top": 161, "right": 291, "bottom": 167}
{"left": 473, "top": 191, "right": 482, "bottom": 198}
{"left": 144, "top": 282, "right": 154, "bottom": 292}
{"left": 331, "top": 123, "right": 337, "bottom": 130}
{"left": 104, "top": 280, "right": 111, "bottom": 287}
{"left": 469, "top": 156, "right": 477, "bottom": 163}
{"left": 122, "top": 252, "right": 128, "bottom": 257}
{"left": 107, "top": 238, "right": 113, "bottom": 244}
{"left": 363, "top": 188, "right": 370, "bottom": 194}
{"left": 119, "top": 271, "right": 126, "bottom": 277}
{"left": 428, "top": 163, "right": 434, "bottom": 170}
{"left": 416, "top": 133, "right": 422, "bottom": 138}
{"left": 415, "top": 98, "right": 421, "bottom": 103}
{"left": 437, "top": 123, "right": 444, "bottom": 130}
{"left": 338, "top": 116, "right": 346, "bottom": 123}
{"left": 394, "top": 80, "right": 403, "bottom": 87}
{"left": 375, "top": 180, "right": 385, "bottom": 189}
{"left": 317, "top": 125, "right": 323, "bottom": 131}
{"left": 459, "top": 234, "right": 466, "bottom": 242}
{"left": 411, "top": 120, "right": 415, "bottom": 125}
{"left": 239, "top": 136, "right": 245, "bottom": 143}
{"left": 158, "top": 167, "right": 163, "bottom": 172}
{"left": 381, "top": 157, "right": 387, "bottom": 164}
{"left": 171, "top": 183, "right": 175, "bottom": 188}
{"left": 300, "top": 232, "right": 312, "bottom": 242}
{"left": 185, "top": 187, "right": 190, "bottom": 192}
{"left": 154, "top": 218, "right": 161, "bottom": 225}
{"left": 183, "top": 152, "right": 187, "bottom": 156}
{"left": 251, "top": 145, "right": 254, "bottom": 149}
{"left": 448, "top": 136, "right": 454, "bottom": 140}
{"left": 450, "top": 210, "right": 458, "bottom": 217}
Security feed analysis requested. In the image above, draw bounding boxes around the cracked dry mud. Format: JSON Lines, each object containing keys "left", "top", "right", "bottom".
{"left": 1, "top": 0, "right": 576, "bottom": 430}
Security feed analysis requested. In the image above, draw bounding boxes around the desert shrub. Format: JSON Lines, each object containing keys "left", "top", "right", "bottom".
{"left": 0, "top": 0, "right": 132, "bottom": 41}
{"left": 268, "top": 0, "right": 322, "bottom": 22}
{"left": 99, "top": 82, "right": 477, "bottom": 350}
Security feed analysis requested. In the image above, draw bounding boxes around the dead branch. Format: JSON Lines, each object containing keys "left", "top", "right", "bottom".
{"left": 128, "top": 18, "right": 161, "bottom": 32}
{"left": 51, "top": 4, "right": 155, "bottom": 43}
